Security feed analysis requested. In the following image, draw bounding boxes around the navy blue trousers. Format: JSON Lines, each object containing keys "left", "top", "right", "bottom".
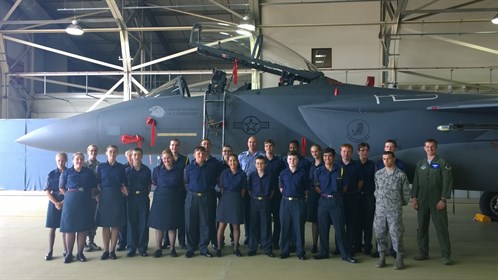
{"left": 279, "top": 198, "right": 305, "bottom": 256}
{"left": 126, "top": 194, "right": 149, "bottom": 253}
{"left": 249, "top": 198, "right": 272, "bottom": 253}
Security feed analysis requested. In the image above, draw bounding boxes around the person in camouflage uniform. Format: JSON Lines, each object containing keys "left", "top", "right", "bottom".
{"left": 374, "top": 151, "right": 410, "bottom": 269}
{"left": 411, "top": 138, "right": 453, "bottom": 265}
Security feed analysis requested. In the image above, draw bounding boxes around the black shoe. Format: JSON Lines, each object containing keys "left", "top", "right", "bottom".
{"left": 185, "top": 251, "right": 194, "bottom": 258}
{"left": 201, "top": 251, "right": 213, "bottom": 258}
{"left": 76, "top": 253, "right": 87, "bottom": 262}
{"left": 371, "top": 251, "right": 380, "bottom": 258}
{"left": 170, "top": 249, "right": 178, "bottom": 258}
{"left": 265, "top": 252, "right": 275, "bottom": 258}
{"left": 64, "top": 253, "right": 73, "bottom": 264}
{"left": 298, "top": 255, "right": 306, "bottom": 260}
{"left": 116, "top": 246, "right": 126, "bottom": 252}
{"left": 413, "top": 254, "right": 429, "bottom": 261}
{"left": 343, "top": 257, "right": 358, "bottom": 264}
{"left": 100, "top": 251, "right": 109, "bottom": 260}
{"left": 140, "top": 252, "right": 148, "bottom": 257}
{"left": 153, "top": 249, "right": 162, "bottom": 258}
{"left": 234, "top": 248, "right": 243, "bottom": 257}
{"left": 311, "top": 246, "right": 318, "bottom": 254}
{"left": 313, "top": 254, "right": 329, "bottom": 260}
{"left": 216, "top": 249, "right": 222, "bottom": 257}
{"left": 110, "top": 251, "right": 117, "bottom": 260}
{"left": 332, "top": 249, "right": 340, "bottom": 255}
{"left": 280, "top": 254, "right": 289, "bottom": 259}
{"left": 126, "top": 251, "right": 136, "bottom": 257}
{"left": 45, "top": 251, "right": 53, "bottom": 261}
{"left": 247, "top": 250, "right": 257, "bottom": 256}
{"left": 161, "top": 244, "right": 169, "bottom": 250}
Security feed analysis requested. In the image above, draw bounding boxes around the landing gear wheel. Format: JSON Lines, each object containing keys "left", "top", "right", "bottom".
{"left": 479, "top": 192, "right": 498, "bottom": 221}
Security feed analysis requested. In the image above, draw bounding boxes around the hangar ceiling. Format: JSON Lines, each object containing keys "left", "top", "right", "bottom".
{"left": 1, "top": 0, "right": 497, "bottom": 118}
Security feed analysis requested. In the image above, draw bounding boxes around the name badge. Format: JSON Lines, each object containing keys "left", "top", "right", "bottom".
{"left": 431, "top": 163, "right": 440, "bottom": 169}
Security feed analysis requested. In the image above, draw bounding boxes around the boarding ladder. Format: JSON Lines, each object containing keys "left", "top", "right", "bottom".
{"left": 202, "top": 69, "right": 227, "bottom": 152}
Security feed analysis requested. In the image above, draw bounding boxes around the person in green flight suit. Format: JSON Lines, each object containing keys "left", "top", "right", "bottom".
{"left": 411, "top": 138, "right": 453, "bottom": 265}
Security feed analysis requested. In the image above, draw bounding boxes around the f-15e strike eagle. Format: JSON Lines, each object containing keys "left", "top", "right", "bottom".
{"left": 17, "top": 23, "right": 498, "bottom": 220}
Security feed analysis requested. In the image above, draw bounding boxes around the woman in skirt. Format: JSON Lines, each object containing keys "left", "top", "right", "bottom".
{"left": 44, "top": 152, "right": 68, "bottom": 261}
{"left": 95, "top": 145, "right": 128, "bottom": 260}
{"left": 216, "top": 154, "right": 246, "bottom": 257}
{"left": 149, "top": 149, "right": 184, "bottom": 258}
{"left": 59, "top": 152, "right": 97, "bottom": 263}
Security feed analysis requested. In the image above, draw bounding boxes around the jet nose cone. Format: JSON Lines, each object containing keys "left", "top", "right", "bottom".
{"left": 16, "top": 116, "right": 98, "bottom": 152}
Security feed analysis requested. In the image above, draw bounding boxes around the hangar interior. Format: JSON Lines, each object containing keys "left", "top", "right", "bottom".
{"left": 2, "top": 0, "right": 497, "bottom": 193}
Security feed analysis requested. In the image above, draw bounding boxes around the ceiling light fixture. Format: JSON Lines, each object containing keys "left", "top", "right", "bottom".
{"left": 66, "top": 19, "right": 84, "bottom": 36}
{"left": 237, "top": 16, "right": 255, "bottom": 32}
{"left": 492, "top": 13, "right": 498, "bottom": 24}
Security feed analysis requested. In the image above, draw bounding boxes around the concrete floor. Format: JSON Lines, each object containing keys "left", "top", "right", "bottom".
{"left": 0, "top": 191, "right": 497, "bottom": 280}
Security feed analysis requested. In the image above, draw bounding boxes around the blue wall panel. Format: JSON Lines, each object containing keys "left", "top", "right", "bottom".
{"left": 0, "top": 119, "right": 26, "bottom": 190}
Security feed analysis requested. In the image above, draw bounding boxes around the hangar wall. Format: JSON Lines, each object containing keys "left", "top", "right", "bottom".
{"left": 261, "top": 1, "right": 382, "bottom": 87}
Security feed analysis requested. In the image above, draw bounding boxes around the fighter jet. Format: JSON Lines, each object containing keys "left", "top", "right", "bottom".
{"left": 16, "top": 22, "right": 498, "bottom": 219}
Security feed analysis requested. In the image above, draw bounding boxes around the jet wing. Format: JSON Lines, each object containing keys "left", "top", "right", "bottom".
{"left": 426, "top": 98, "right": 498, "bottom": 114}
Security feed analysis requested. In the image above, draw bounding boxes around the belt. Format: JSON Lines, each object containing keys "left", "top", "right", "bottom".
{"left": 67, "top": 187, "right": 84, "bottom": 192}
{"left": 191, "top": 191, "right": 206, "bottom": 197}
{"left": 283, "top": 196, "right": 303, "bottom": 201}
{"left": 253, "top": 196, "right": 269, "bottom": 200}
{"left": 321, "top": 193, "right": 339, "bottom": 199}
{"left": 131, "top": 190, "right": 147, "bottom": 195}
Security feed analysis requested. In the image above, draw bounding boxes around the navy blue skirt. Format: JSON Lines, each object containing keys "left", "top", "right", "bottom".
{"left": 60, "top": 190, "right": 92, "bottom": 233}
{"left": 217, "top": 191, "right": 244, "bottom": 224}
{"left": 96, "top": 187, "right": 126, "bottom": 227}
{"left": 149, "top": 187, "right": 182, "bottom": 230}
{"left": 45, "top": 193, "right": 64, "bottom": 228}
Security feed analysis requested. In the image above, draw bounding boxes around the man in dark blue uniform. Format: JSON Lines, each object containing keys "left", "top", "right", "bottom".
{"left": 247, "top": 156, "right": 275, "bottom": 257}
{"left": 264, "top": 139, "right": 285, "bottom": 249}
{"left": 125, "top": 147, "right": 152, "bottom": 257}
{"left": 200, "top": 138, "right": 221, "bottom": 250}
{"left": 184, "top": 146, "right": 219, "bottom": 258}
{"left": 313, "top": 147, "right": 357, "bottom": 263}
{"left": 279, "top": 151, "right": 308, "bottom": 260}
{"left": 340, "top": 143, "right": 364, "bottom": 254}
{"left": 357, "top": 142, "right": 376, "bottom": 256}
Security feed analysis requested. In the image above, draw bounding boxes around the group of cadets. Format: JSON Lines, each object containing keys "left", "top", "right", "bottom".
{"left": 44, "top": 136, "right": 453, "bottom": 268}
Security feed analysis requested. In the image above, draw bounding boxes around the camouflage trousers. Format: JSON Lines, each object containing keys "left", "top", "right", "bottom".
{"left": 374, "top": 208, "right": 405, "bottom": 255}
